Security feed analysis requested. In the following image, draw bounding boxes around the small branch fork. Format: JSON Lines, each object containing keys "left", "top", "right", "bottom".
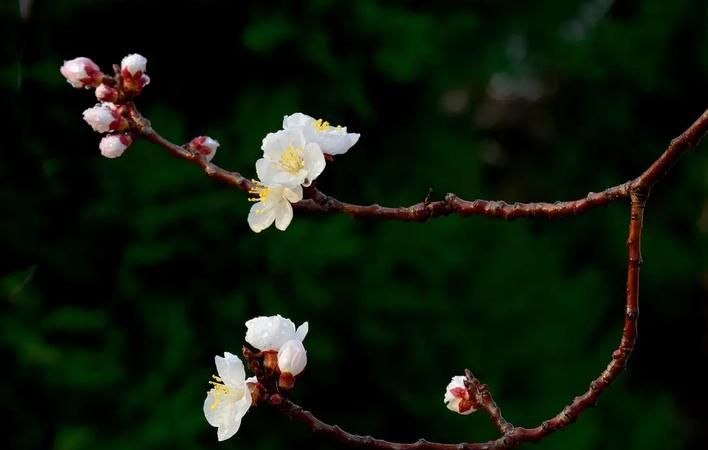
{"left": 125, "top": 97, "right": 708, "bottom": 447}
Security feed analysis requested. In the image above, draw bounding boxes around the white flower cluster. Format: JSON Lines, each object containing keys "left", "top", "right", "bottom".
{"left": 204, "top": 314, "right": 309, "bottom": 441}
{"left": 247, "top": 113, "right": 360, "bottom": 233}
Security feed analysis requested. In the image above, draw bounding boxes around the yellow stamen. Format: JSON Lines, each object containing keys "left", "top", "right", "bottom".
{"left": 278, "top": 145, "right": 305, "bottom": 173}
{"left": 248, "top": 180, "right": 271, "bottom": 204}
{"left": 207, "top": 375, "right": 231, "bottom": 411}
{"left": 313, "top": 118, "right": 331, "bottom": 132}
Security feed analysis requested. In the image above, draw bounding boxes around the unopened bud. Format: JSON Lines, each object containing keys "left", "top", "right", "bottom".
{"left": 95, "top": 83, "right": 119, "bottom": 102}
{"left": 99, "top": 134, "right": 132, "bottom": 158}
{"left": 277, "top": 339, "right": 307, "bottom": 376}
{"left": 189, "top": 136, "right": 220, "bottom": 162}
{"left": 60, "top": 57, "right": 103, "bottom": 89}
{"left": 120, "top": 53, "right": 150, "bottom": 94}
{"left": 82, "top": 103, "right": 128, "bottom": 133}
{"left": 269, "top": 393, "right": 283, "bottom": 406}
{"left": 443, "top": 375, "right": 476, "bottom": 415}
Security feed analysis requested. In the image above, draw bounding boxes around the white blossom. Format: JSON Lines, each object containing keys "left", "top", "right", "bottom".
{"left": 277, "top": 339, "right": 307, "bottom": 376}
{"left": 60, "top": 57, "right": 102, "bottom": 89}
{"left": 121, "top": 53, "right": 148, "bottom": 75}
{"left": 99, "top": 134, "right": 132, "bottom": 158}
{"left": 257, "top": 128, "right": 325, "bottom": 188}
{"left": 283, "top": 112, "right": 360, "bottom": 156}
{"left": 245, "top": 314, "right": 309, "bottom": 352}
{"left": 203, "top": 352, "right": 252, "bottom": 441}
{"left": 443, "top": 375, "right": 476, "bottom": 415}
{"left": 247, "top": 181, "right": 302, "bottom": 232}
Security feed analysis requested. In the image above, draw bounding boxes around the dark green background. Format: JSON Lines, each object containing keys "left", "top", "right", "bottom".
{"left": 3, "top": 1, "right": 708, "bottom": 449}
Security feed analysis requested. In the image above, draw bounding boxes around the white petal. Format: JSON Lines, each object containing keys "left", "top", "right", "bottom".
{"left": 295, "top": 322, "right": 309, "bottom": 341}
{"left": 283, "top": 112, "right": 314, "bottom": 129}
{"left": 255, "top": 158, "right": 279, "bottom": 185}
{"left": 215, "top": 352, "right": 246, "bottom": 386}
{"left": 261, "top": 131, "right": 283, "bottom": 159}
{"left": 274, "top": 201, "right": 294, "bottom": 231}
{"left": 303, "top": 143, "right": 326, "bottom": 185}
{"left": 217, "top": 417, "right": 241, "bottom": 441}
{"left": 203, "top": 390, "right": 225, "bottom": 427}
{"left": 248, "top": 203, "right": 277, "bottom": 233}
{"left": 282, "top": 185, "right": 303, "bottom": 203}
{"left": 270, "top": 169, "right": 306, "bottom": 188}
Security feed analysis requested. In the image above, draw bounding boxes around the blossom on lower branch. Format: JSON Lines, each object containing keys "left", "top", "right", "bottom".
{"left": 444, "top": 375, "right": 476, "bottom": 415}
{"left": 247, "top": 182, "right": 303, "bottom": 232}
{"left": 204, "top": 352, "right": 255, "bottom": 441}
{"left": 245, "top": 314, "right": 309, "bottom": 352}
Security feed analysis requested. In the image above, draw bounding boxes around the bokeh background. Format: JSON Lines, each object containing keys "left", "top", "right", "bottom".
{"left": 3, "top": 0, "right": 708, "bottom": 449}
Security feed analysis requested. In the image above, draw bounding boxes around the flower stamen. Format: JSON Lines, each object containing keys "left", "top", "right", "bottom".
{"left": 313, "top": 118, "right": 331, "bottom": 132}
{"left": 207, "top": 375, "right": 231, "bottom": 411}
{"left": 248, "top": 180, "right": 271, "bottom": 204}
{"left": 278, "top": 146, "right": 305, "bottom": 173}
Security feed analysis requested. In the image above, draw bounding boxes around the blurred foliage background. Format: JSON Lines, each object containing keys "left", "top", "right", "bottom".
{"left": 2, "top": 0, "right": 708, "bottom": 449}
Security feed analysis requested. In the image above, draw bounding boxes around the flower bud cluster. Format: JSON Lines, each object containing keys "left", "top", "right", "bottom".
{"left": 60, "top": 53, "right": 151, "bottom": 159}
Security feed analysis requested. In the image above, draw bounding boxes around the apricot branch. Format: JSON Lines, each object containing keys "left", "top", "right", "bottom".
{"left": 61, "top": 53, "right": 708, "bottom": 450}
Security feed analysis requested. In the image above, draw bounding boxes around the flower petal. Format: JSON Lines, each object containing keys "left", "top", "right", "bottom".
{"left": 248, "top": 203, "right": 277, "bottom": 233}
{"left": 303, "top": 143, "right": 326, "bottom": 185}
{"left": 283, "top": 112, "right": 314, "bottom": 129}
{"left": 215, "top": 352, "right": 246, "bottom": 386}
{"left": 274, "top": 200, "right": 294, "bottom": 231}
{"left": 295, "top": 322, "right": 309, "bottom": 341}
{"left": 283, "top": 185, "right": 303, "bottom": 203}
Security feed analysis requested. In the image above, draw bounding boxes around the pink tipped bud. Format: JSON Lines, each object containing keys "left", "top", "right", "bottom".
{"left": 189, "top": 136, "right": 220, "bottom": 161}
{"left": 277, "top": 339, "right": 307, "bottom": 376}
{"left": 82, "top": 103, "right": 128, "bottom": 133}
{"left": 99, "top": 134, "right": 133, "bottom": 158}
{"left": 444, "top": 376, "right": 477, "bottom": 415}
{"left": 95, "top": 83, "right": 119, "bottom": 102}
{"left": 60, "top": 57, "right": 103, "bottom": 89}
{"left": 120, "top": 53, "right": 150, "bottom": 94}
{"left": 121, "top": 53, "right": 147, "bottom": 75}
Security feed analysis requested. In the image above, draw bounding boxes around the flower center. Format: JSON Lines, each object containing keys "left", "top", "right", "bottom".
{"left": 207, "top": 375, "right": 243, "bottom": 411}
{"left": 278, "top": 145, "right": 305, "bottom": 173}
{"left": 248, "top": 180, "right": 271, "bottom": 205}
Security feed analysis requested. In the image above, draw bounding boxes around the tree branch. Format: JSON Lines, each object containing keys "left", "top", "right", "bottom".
{"left": 276, "top": 194, "right": 646, "bottom": 450}
{"left": 92, "top": 72, "right": 708, "bottom": 448}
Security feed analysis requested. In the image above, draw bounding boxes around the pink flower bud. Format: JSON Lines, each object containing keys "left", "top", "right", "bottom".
{"left": 99, "top": 134, "right": 133, "bottom": 158}
{"left": 82, "top": 103, "right": 128, "bottom": 133}
{"left": 60, "top": 57, "right": 103, "bottom": 89}
{"left": 189, "top": 136, "right": 220, "bottom": 161}
{"left": 277, "top": 339, "right": 307, "bottom": 376}
{"left": 443, "top": 376, "right": 476, "bottom": 415}
{"left": 121, "top": 53, "right": 147, "bottom": 75}
{"left": 95, "top": 83, "right": 119, "bottom": 102}
{"left": 120, "top": 53, "right": 150, "bottom": 94}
